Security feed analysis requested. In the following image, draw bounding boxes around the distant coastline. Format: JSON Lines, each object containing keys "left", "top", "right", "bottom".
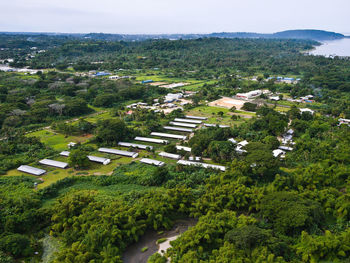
{"left": 309, "top": 38, "right": 350, "bottom": 57}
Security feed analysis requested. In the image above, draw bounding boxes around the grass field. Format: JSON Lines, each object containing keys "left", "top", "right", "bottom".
{"left": 186, "top": 105, "right": 249, "bottom": 125}
{"left": 27, "top": 130, "right": 91, "bottom": 151}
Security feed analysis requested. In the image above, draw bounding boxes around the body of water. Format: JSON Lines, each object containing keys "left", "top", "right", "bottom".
{"left": 310, "top": 38, "right": 350, "bottom": 57}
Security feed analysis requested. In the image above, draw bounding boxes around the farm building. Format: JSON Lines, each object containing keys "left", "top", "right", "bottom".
{"left": 185, "top": 115, "right": 207, "bottom": 120}
{"left": 228, "top": 138, "right": 237, "bottom": 144}
{"left": 236, "top": 90, "right": 262, "bottom": 100}
{"left": 273, "top": 149, "right": 286, "bottom": 158}
{"left": 279, "top": 146, "right": 293, "bottom": 151}
{"left": 158, "top": 152, "right": 181, "bottom": 160}
{"left": 300, "top": 108, "right": 315, "bottom": 115}
{"left": 238, "top": 140, "right": 249, "bottom": 147}
{"left": 17, "top": 165, "right": 46, "bottom": 176}
{"left": 163, "top": 126, "right": 193, "bottom": 133}
{"left": 134, "top": 137, "right": 169, "bottom": 144}
{"left": 176, "top": 145, "right": 191, "bottom": 152}
{"left": 87, "top": 156, "right": 111, "bottom": 165}
{"left": 118, "top": 142, "right": 153, "bottom": 150}
{"left": 140, "top": 158, "right": 165, "bottom": 167}
{"left": 203, "top": 123, "right": 230, "bottom": 128}
{"left": 164, "top": 93, "right": 183, "bottom": 102}
{"left": 169, "top": 121, "right": 197, "bottom": 128}
{"left": 142, "top": 80, "right": 153, "bottom": 84}
{"left": 177, "top": 160, "right": 226, "bottom": 171}
{"left": 68, "top": 142, "right": 76, "bottom": 148}
{"left": 174, "top": 118, "right": 202, "bottom": 124}
{"left": 60, "top": 151, "right": 70, "bottom": 157}
{"left": 150, "top": 132, "right": 187, "bottom": 140}
{"left": 39, "top": 159, "right": 68, "bottom": 169}
{"left": 338, "top": 118, "right": 350, "bottom": 126}
{"left": 98, "top": 148, "right": 139, "bottom": 158}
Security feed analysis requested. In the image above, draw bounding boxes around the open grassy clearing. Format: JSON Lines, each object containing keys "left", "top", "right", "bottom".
{"left": 26, "top": 129, "right": 92, "bottom": 151}
{"left": 186, "top": 105, "right": 251, "bottom": 125}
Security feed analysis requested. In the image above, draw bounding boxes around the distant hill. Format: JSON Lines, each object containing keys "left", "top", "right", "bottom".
{"left": 271, "top": 30, "right": 345, "bottom": 40}
{"left": 0, "top": 29, "right": 346, "bottom": 41}
{"left": 208, "top": 30, "right": 345, "bottom": 41}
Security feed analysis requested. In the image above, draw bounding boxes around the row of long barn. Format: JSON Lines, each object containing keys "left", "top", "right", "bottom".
{"left": 17, "top": 115, "right": 228, "bottom": 176}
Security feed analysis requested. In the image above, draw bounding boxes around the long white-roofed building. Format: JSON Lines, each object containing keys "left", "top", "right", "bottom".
{"left": 185, "top": 115, "right": 207, "bottom": 120}
{"left": 169, "top": 121, "right": 197, "bottom": 128}
{"left": 203, "top": 123, "right": 230, "bottom": 128}
{"left": 177, "top": 160, "right": 226, "bottom": 171}
{"left": 118, "top": 142, "right": 153, "bottom": 150}
{"left": 39, "top": 159, "right": 68, "bottom": 169}
{"left": 150, "top": 132, "right": 187, "bottom": 140}
{"left": 176, "top": 145, "right": 191, "bottom": 152}
{"left": 158, "top": 152, "right": 181, "bottom": 160}
{"left": 163, "top": 126, "right": 193, "bottom": 133}
{"left": 140, "top": 158, "right": 165, "bottom": 167}
{"left": 98, "top": 148, "right": 139, "bottom": 158}
{"left": 17, "top": 165, "right": 46, "bottom": 176}
{"left": 134, "top": 137, "right": 169, "bottom": 144}
{"left": 174, "top": 118, "right": 202, "bottom": 124}
{"left": 60, "top": 151, "right": 70, "bottom": 157}
{"left": 87, "top": 155, "right": 111, "bottom": 165}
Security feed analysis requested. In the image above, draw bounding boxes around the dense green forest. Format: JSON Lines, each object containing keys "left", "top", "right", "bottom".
{"left": 1, "top": 34, "right": 350, "bottom": 262}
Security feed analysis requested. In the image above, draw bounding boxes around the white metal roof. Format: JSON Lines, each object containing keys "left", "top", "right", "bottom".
{"left": 87, "top": 155, "right": 111, "bottom": 165}
{"left": 151, "top": 132, "right": 187, "bottom": 140}
{"left": 60, "top": 151, "right": 70, "bottom": 157}
{"left": 300, "top": 108, "right": 315, "bottom": 115}
{"left": 39, "top": 159, "right": 68, "bottom": 169}
{"left": 163, "top": 126, "right": 193, "bottom": 133}
{"left": 140, "top": 158, "right": 165, "bottom": 166}
{"left": 228, "top": 138, "right": 237, "bottom": 144}
{"left": 98, "top": 148, "right": 139, "bottom": 158}
{"left": 176, "top": 145, "right": 192, "bottom": 152}
{"left": 118, "top": 142, "right": 153, "bottom": 150}
{"left": 185, "top": 115, "right": 207, "bottom": 120}
{"left": 177, "top": 160, "right": 226, "bottom": 171}
{"left": 273, "top": 149, "right": 286, "bottom": 158}
{"left": 17, "top": 165, "right": 46, "bottom": 176}
{"left": 158, "top": 152, "right": 181, "bottom": 160}
{"left": 134, "top": 137, "right": 169, "bottom": 144}
{"left": 169, "top": 121, "right": 197, "bottom": 128}
{"left": 238, "top": 140, "right": 249, "bottom": 147}
{"left": 174, "top": 118, "right": 202, "bottom": 124}
{"left": 204, "top": 123, "right": 230, "bottom": 128}
{"left": 278, "top": 146, "right": 293, "bottom": 151}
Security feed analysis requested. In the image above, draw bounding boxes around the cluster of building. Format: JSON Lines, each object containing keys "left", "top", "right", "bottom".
{"left": 287, "top": 95, "right": 314, "bottom": 103}
{"left": 267, "top": 76, "right": 301, "bottom": 84}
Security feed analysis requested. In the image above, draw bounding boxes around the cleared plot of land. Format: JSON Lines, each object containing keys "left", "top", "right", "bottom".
{"left": 27, "top": 130, "right": 92, "bottom": 151}
{"left": 148, "top": 82, "right": 167, "bottom": 86}
{"left": 208, "top": 97, "right": 246, "bottom": 110}
{"left": 185, "top": 106, "right": 246, "bottom": 125}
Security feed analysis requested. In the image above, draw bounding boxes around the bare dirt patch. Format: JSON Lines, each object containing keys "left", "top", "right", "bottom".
{"left": 208, "top": 97, "right": 246, "bottom": 109}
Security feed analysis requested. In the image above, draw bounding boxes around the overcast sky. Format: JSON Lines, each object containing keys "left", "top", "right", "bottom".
{"left": 1, "top": 0, "right": 349, "bottom": 34}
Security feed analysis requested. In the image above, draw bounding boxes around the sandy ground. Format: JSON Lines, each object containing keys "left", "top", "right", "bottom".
{"left": 208, "top": 97, "right": 246, "bottom": 109}
{"left": 149, "top": 82, "right": 167, "bottom": 86}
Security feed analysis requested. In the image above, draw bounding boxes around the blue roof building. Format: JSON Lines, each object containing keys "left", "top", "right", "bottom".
{"left": 142, "top": 80, "right": 154, "bottom": 84}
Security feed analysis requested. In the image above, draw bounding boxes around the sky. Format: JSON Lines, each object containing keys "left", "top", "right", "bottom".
{"left": 1, "top": 0, "right": 349, "bottom": 34}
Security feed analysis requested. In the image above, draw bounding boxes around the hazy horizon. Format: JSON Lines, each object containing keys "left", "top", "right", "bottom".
{"left": 1, "top": 0, "right": 349, "bottom": 34}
